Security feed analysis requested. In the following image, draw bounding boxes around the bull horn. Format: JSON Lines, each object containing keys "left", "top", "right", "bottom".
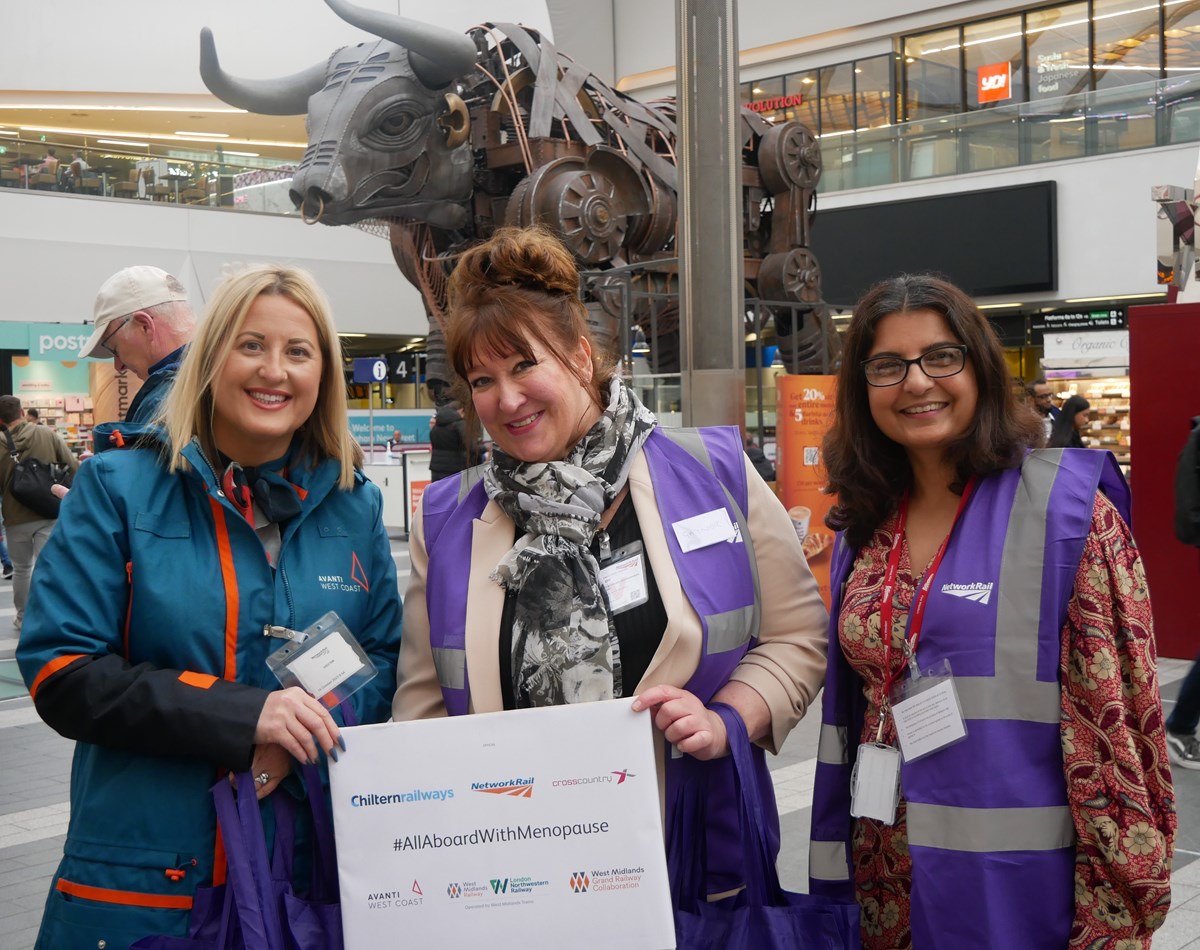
{"left": 324, "top": 0, "right": 476, "bottom": 89}
{"left": 199, "top": 27, "right": 327, "bottom": 116}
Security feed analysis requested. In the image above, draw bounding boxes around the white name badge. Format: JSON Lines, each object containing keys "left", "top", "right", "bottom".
{"left": 671, "top": 508, "right": 736, "bottom": 552}
{"left": 599, "top": 542, "right": 649, "bottom": 615}
{"left": 891, "top": 677, "right": 968, "bottom": 762}
{"left": 265, "top": 611, "right": 377, "bottom": 706}
{"left": 849, "top": 742, "right": 901, "bottom": 825}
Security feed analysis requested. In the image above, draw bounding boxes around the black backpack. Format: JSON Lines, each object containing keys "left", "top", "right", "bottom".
{"left": 1174, "top": 417, "right": 1200, "bottom": 547}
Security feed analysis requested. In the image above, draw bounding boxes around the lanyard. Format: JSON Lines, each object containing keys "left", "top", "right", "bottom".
{"left": 876, "top": 477, "right": 977, "bottom": 734}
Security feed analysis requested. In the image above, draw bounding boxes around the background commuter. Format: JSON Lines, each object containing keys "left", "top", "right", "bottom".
{"left": 1168, "top": 416, "right": 1200, "bottom": 769}
{"left": 744, "top": 431, "right": 776, "bottom": 482}
{"left": 1048, "top": 394, "right": 1092, "bottom": 449}
{"left": 1027, "top": 376, "right": 1059, "bottom": 442}
{"left": 808, "top": 274, "right": 1175, "bottom": 948}
{"left": 393, "top": 226, "right": 829, "bottom": 896}
{"left": 428, "top": 399, "right": 469, "bottom": 480}
{"left": 79, "top": 265, "right": 197, "bottom": 424}
{"left": 16, "top": 264, "right": 402, "bottom": 950}
{"left": 0, "top": 395, "right": 78, "bottom": 631}
{"left": 24, "top": 408, "right": 39, "bottom": 425}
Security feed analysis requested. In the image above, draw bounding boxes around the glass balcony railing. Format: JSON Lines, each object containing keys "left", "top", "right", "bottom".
{"left": 818, "top": 74, "right": 1200, "bottom": 193}
{"left": 0, "top": 136, "right": 300, "bottom": 213}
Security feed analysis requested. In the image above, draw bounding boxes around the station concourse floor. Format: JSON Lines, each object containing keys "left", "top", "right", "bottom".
{"left": 1, "top": 537, "right": 1199, "bottom": 949}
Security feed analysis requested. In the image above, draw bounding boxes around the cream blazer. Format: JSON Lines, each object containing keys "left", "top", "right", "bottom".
{"left": 393, "top": 450, "right": 829, "bottom": 753}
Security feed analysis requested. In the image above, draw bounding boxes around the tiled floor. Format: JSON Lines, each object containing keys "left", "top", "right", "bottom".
{"left": 1, "top": 541, "right": 1198, "bottom": 948}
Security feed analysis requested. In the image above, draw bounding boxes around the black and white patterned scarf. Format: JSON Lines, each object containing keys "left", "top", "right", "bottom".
{"left": 484, "top": 378, "right": 657, "bottom": 708}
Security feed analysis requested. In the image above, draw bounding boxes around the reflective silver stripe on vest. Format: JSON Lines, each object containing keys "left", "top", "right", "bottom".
{"left": 432, "top": 647, "right": 466, "bottom": 690}
{"left": 817, "top": 723, "right": 849, "bottom": 765}
{"left": 954, "top": 677, "right": 1060, "bottom": 723}
{"left": 906, "top": 802, "right": 1075, "bottom": 853}
{"left": 809, "top": 839, "right": 851, "bottom": 880}
{"left": 707, "top": 605, "right": 756, "bottom": 653}
{"left": 655, "top": 427, "right": 713, "bottom": 472}
{"left": 995, "top": 450, "right": 1062, "bottom": 683}
{"left": 457, "top": 464, "right": 485, "bottom": 503}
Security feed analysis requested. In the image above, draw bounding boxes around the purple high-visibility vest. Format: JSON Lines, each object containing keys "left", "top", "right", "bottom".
{"left": 809, "top": 448, "right": 1130, "bottom": 949}
{"left": 419, "top": 425, "right": 775, "bottom": 893}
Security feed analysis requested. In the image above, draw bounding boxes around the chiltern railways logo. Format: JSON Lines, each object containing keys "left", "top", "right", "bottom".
{"left": 941, "top": 582, "right": 994, "bottom": 605}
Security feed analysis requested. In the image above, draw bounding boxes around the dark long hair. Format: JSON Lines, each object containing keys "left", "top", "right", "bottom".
{"left": 823, "top": 274, "right": 1044, "bottom": 548}
{"left": 1048, "top": 395, "right": 1090, "bottom": 448}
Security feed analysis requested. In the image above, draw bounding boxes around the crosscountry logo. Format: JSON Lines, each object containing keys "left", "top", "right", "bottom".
{"left": 570, "top": 872, "right": 590, "bottom": 893}
{"left": 940, "top": 582, "right": 994, "bottom": 605}
{"left": 611, "top": 769, "right": 635, "bottom": 784}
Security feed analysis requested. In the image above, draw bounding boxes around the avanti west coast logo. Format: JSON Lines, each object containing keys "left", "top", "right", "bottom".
{"left": 941, "top": 581, "right": 994, "bottom": 605}
{"left": 471, "top": 776, "right": 535, "bottom": 798}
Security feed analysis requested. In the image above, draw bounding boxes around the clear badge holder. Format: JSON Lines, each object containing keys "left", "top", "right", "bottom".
{"left": 888, "top": 656, "right": 969, "bottom": 763}
{"left": 265, "top": 611, "right": 377, "bottom": 708}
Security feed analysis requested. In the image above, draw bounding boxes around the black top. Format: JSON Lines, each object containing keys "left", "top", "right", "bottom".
{"left": 499, "top": 491, "right": 668, "bottom": 710}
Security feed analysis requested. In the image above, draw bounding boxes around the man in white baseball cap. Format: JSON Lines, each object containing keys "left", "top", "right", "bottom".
{"left": 80, "top": 266, "right": 196, "bottom": 424}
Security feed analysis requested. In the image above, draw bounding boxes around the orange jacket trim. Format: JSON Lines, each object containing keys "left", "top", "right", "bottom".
{"left": 56, "top": 878, "right": 193, "bottom": 910}
{"left": 207, "top": 497, "right": 239, "bottom": 681}
{"left": 178, "top": 670, "right": 218, "bottom": 689}
{"left": 29, "top": 653, "right": 87, "bottom": 701}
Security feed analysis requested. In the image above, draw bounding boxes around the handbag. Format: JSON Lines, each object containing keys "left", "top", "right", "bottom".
{"left": 2, "top": 425, "right": 68, "bottom": 519}
{"left": 668, "top": 703, "right": 862, "bottom": 950}
{"left": 131, "top": 766, "right": 342, "bottom": 950}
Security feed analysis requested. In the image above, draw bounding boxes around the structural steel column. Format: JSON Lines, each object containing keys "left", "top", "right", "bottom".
{"left": 676, "top": 0, "right": 745, "bottom": 429}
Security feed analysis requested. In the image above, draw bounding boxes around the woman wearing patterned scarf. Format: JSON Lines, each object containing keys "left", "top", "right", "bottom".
{"left": 394, "top": 226, "right": 829, "bottom": 894}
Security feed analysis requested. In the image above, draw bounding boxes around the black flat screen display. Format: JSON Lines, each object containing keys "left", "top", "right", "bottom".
{"left": 809, "top": 181, "right": 1057, "bottom": 308}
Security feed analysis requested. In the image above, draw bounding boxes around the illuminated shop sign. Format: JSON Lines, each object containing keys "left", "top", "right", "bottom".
{"left": 977, "top": 62, "right": 1012, "bottom": 103}
{"left": 746, "top": 94, "right": 804, "bottom": 113}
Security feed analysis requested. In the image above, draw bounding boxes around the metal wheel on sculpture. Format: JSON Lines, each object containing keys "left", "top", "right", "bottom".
{"left": 535, "top": 167, "right": 628, "bottom": 264}
{"left": 757, "top": 121, "right": 822, "bottom": 193}
{"left": 758, "top": 248, "right": 822, "bottom": 304}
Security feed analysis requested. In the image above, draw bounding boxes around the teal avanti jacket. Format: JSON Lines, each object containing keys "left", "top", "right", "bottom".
{"left": 16, "top": 430, "right": 402, "bottom": 950}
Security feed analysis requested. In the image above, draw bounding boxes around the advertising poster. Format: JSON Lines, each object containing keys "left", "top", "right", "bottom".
{"left": 776, "top": 375, "right": 838, "bottom": 608}
{"left": 330, "top": 699, "right": 675, "bottom": 950}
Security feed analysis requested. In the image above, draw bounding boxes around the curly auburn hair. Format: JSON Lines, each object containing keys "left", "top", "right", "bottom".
{"left": 443, "top": 226, "right": 617, "bottom": 430}
{"left": 823, "top": 274, "right": 1043, "bottom": 548}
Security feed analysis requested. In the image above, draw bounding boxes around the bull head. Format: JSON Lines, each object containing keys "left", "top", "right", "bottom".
{"left": 200, "top": 0, "right": 477, "bottom": 227}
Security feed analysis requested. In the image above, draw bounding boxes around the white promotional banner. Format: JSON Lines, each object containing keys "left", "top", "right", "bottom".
{"left": 329, "top": 698, "right": 675, "bottom": 949}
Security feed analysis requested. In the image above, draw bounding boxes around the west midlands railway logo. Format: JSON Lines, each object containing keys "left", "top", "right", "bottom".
{"left": 447, "top": 883, "right": 461, "bottom": 899}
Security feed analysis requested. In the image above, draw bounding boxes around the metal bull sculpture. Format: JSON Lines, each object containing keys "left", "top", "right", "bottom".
{"left": 200, "top": 0, "right": 839, "bottom": 395}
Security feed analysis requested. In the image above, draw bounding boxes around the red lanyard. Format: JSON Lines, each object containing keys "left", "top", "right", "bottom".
{"left": 878, "top": 476, "right": 977, "bottom": 704}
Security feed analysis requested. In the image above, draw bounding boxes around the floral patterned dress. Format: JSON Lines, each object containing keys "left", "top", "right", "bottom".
{"left": 839, "top": 493, "right": 1176, "bottom": 950}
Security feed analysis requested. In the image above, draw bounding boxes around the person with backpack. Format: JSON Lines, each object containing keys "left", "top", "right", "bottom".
{"left": 1169, "top": 416, "right": 1200, "bottom": 769}
{"left": 0, "top": 395, "right": 78, "bottom": 631}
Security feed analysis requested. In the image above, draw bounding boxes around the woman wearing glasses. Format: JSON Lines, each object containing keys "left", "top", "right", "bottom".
{"left": 807, "top": 275, "right": 1175, "bottom": 949}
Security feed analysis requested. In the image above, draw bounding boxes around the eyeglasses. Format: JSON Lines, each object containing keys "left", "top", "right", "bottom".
{"left": 98, "top": 316, "right": 132, "bottom": 357}
{"left": 861, "top": 344, "right": 969, "bottom": 387}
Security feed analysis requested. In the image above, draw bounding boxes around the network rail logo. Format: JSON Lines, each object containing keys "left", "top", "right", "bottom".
{"left": 940, "top": 581, "right": 994, "bottom": 605}
{"left": 471, "top": 776, "right": 535, "bottom": 798}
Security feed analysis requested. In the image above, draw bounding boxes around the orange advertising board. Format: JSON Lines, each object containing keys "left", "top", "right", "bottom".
{"left": 977, "top": 61, "right": 1011, "bottom": 103}
{"left": 410, "top": 479, "right": 431, "bottom": 516}
{"left": 776, "top": 375, "right": 838, "bottom": 608}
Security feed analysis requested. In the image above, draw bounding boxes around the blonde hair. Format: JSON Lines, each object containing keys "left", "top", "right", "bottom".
{"left": 162, "top": 264, "right": 362, "bottom": 489}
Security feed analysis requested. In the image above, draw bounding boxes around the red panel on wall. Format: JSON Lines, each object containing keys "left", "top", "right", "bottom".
{"left": 1128, "top": 303, "right": 1200, "bottom": 660}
